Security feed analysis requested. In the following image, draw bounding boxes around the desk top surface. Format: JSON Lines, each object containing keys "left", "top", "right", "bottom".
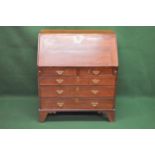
{"left": 38, "top": 30, "right": 118, "bottom": 67}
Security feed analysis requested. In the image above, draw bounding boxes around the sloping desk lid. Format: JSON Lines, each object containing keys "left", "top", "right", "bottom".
{"left": 37, "top": 30, "right": 118, "bottom": 67}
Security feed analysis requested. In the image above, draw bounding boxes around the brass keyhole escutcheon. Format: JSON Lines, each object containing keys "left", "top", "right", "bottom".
{"left": 76, "top": 76, "right": 80, "bottom": 82}
{"left": 56, "top": 70, "right": 64, "bottom": 75}
{"left": 56, "top": 89, "right": 64, "bottom": 94}
{"left": 56, "top": 78, "right": 64, "bottom": 84}
{"left": 57, "top": 102, "right": 64, "bottom": 107}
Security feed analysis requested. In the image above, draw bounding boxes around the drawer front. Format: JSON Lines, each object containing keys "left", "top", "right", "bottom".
{"left": 40, "top": 98, "right": 114, "bottom": 109}
{"left": 39, "top": 86, "right": 115, "bottom": 97}
{"left": 39, "top": 76, "right": 116, "bottom": 86}
{"left": 79, "top": 68, "right": 113, "bottom": 76}
{"left": 39, "top": 67, "right": 76, "bottom": 76}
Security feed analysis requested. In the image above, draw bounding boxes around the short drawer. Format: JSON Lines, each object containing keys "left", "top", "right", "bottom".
{"left": 79, "top": 68, "right": 113, "bottom": 76}
{"left": 39, "top": 76, "right": 116, "bottom": 86}
{"left": 38, "top": 67, "right": 76, "bottom": 76}
{"left": 39, "top": 85, "right": 115, "bottom": 97}
{"left": 40, "top": 98, "right": 114, "bottom": 109}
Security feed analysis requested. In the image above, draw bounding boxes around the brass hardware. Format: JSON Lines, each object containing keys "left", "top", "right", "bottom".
{"left": 91, "top": 102, "right": 98, "bottom": 107}
{"left": 92, "top": 79, "right": 100, "bottom": 84}
{"left": 76, "top": 76, "right": 80, "bottom": 82}
{"left": 56, "top": 70, "right": 64, "bottom": 75}
{"left": 56, "top": 89, "right": 64, "bottom": 94}
{"left": 92, "top": 70, "right": 100, "bottom": 75}
{"left": 91, "top": 90, "right": 99, "bottom": 94}
{"left": 57, "top": 102, "right": 64, "bottom": 107}
{"left": 56, "top": 78, "right": 64, "bottom": 84}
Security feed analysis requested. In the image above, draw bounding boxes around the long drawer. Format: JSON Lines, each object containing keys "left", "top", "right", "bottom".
{"left": 39, "top": 85, "right": 115, "bottom": 97}
{"left": 40, "top": 97, "right": 114, "bottom": 109}
{"left": 38, "top": 67, "right": 114, "bottom": 77}
{"left": 39, "top": 76, "right": 116, "bottom": 86}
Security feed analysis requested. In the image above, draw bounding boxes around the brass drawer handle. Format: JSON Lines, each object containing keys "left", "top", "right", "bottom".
{"left": 92, "top": 79, "right": 100, "bottom": 84}
{"left": 56, "top": 70, "right": 64, "bottom": 75}
{"left": 56, "top": 78, "right": 64, "bottom": 84}
{"left": 91, "top": 102, "right": 98, "bottom": 107}
{"left": 57, "top": 102, "right": 64, "bottom": 107}
{"left": 56, "top": 89, "right": 64, "bottom": 94}
{"left": 92, "top": 70, "right": 100, "bottom": 75}
{"left": 91, "top": 90, "right": 99, "bottom": 94}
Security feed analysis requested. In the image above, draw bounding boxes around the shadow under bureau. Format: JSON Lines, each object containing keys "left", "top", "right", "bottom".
{"left": 37, "top": 30, "right": 118, "bottom": 122}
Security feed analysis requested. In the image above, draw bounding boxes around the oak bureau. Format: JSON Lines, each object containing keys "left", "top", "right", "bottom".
{"left": 37, "top": 30, "right": 118, "bottom": 122}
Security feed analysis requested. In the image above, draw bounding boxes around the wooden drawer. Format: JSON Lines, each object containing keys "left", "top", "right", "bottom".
{"left": 40, "top": 98, "right": 114, "bottom": 109}
{"left": 39, "top": 76, "right": 116, "bottom": 86}
{"left": 39, "top": 67, "right": 76, "bottom": 76}
{"left": 39, "top": 85, "right": 115, "bottom": 97}
{"left": 79, "top": 68, "right": 113, "bottom": 76}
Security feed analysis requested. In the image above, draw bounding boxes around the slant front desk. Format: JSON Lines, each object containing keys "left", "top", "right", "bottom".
{"left": 37, "top": 30, "right": 118, "bottom": 122}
